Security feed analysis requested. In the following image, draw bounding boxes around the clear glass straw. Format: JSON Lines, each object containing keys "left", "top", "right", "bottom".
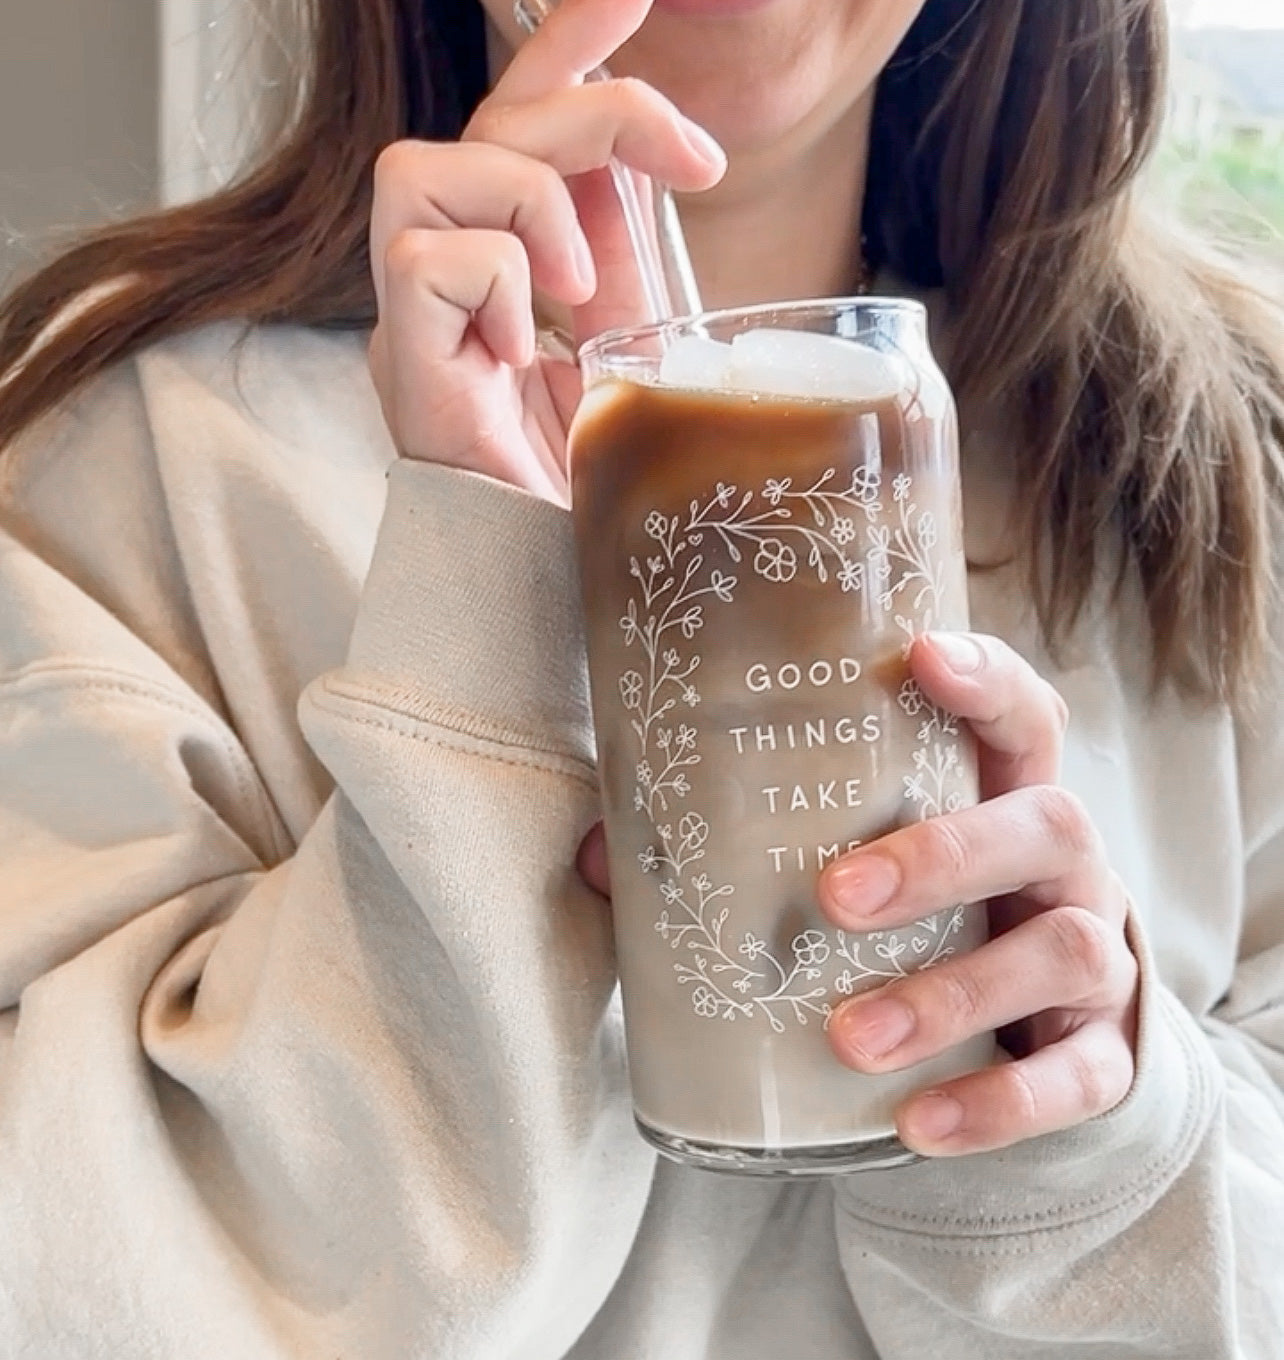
{"left": 513, "top": 0, "right": 703, "bottom": 322}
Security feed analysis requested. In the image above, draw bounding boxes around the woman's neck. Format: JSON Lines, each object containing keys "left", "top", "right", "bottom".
{"left": 676, "top": 90, "right": 874, "bottom": 311}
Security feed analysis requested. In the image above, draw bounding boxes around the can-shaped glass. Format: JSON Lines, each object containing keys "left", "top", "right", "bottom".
{"left": 568, "top": 298, "right": 994, "bottom": 1175}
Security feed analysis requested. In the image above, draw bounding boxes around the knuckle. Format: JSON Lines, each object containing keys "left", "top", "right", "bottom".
{"left": 1065, "top": 1041, "right": 1114, "bottom": 1115}
{"left": 1028, "top": 785, "right": 1096, "bottom": 856}
{"left": 382, "top": 228, "right": 431, "bottom": 282}
{"left": 608, "top": 75, "right": 669, "bottom": 121}
{"left": 935, "top": 963, "right": 989, "bottom": 1028}
{"left": 521, "top": 154, "right": 565, "bottom": 206}
{"left": 491, "top": 229, "right": 531, "bottom": 281}
{"left": 373, "top": 139, "right": 421, "bottom": 194}
{"left": 1005, "top": 1062, "right": 1043, "bottom": 1129}
{"left": 514, "top": 159, "right": 572, "bottom": 232}
{"left": 917, "top": 815, "right": 974, "bottom": 882}
{"left": 1044, "top": 905, "right": 1114, "bottom": 994}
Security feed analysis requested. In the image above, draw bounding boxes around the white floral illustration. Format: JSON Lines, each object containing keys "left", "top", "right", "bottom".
{"left": 620, "top": 469, "right": 970, "bottom": 1031}
{"left": 904, "top": 743, "right": 967, "bottom": 818}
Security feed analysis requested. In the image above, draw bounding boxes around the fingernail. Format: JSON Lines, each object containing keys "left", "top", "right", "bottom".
{"left": 571, "top": 229, "right": 596, "bottom": 291}
{"left": 929, "top": 632, "right": 984, "bottom": 676}
{"left": 907, "top": 1092, "right": 964, "bottom": 1143}
{"left": 680, "top": 118, "right": 727, "bottom": 169}
{"left": 825, "top": 854, "right": 901, "bottom": 921}
{"left": 837, "top": 997, "right": 915, "bottom": 1061}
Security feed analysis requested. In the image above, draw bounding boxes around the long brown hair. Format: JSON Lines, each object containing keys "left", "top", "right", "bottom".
{"left": 2, "top": 0, "right": 1282, "bottom": 700}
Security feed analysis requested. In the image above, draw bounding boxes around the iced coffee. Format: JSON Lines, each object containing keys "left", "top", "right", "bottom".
{"left": 569, "top": 300, "right": 993, "bottom": 1175}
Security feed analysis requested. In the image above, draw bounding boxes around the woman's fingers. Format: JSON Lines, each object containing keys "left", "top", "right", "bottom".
{"left": 372, "top": 228, "right": 562, "bottom": 497}
{"left": 819, "top": 785, "right": 1118, "bottom": 933}
{"left": 370, "top": 141, "right": 594, "bottom": 315}
{"left": 466, "top": 79, "right": 725, "bottom": 192}
{"left": 498, "top": 0, "right": 656, "bottom": 101}
{"left": 828, "top": 906, "right": 1137, "bottom": 1074}
{"left": 909, "top": 633, "right": 1070, "bottom": 796}
{"left": 577, "top": 821, "right": 612, "bottom": 897}
{"left": 370, "top": 74, "right": 726, "bottom": 340}
{"left": 895, "top": 1019, "right": 1136, "bottom": 1156}
{"left": 381, "top": 227, "right": 535, "bottom": 369}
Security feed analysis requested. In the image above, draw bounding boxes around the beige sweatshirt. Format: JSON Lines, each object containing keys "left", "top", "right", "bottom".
{"left": 0, "top": 320, "right": 1280, "bottom": 1360}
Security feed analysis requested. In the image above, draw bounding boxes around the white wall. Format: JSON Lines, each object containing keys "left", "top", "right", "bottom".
{"left": 0, "top": 0, "right": 159, "bottom": 284}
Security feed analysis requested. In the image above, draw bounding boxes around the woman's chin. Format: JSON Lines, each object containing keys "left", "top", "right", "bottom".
{"left": 617, "top": 1, "right": 883, "bottom": 159}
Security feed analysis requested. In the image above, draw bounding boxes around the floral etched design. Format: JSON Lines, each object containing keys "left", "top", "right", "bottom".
{"left": 904, "top": 743, "right": 967, "bottom": 819}
{"left": 620, "top": 469, "right": 970, "bottom": 1031}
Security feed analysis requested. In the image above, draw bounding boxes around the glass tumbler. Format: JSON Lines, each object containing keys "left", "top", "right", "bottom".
{"left": 568, "top": 298, "right": 993, "bottom": 1175}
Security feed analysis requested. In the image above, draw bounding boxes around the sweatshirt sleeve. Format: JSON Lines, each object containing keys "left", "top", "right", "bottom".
{"left": 832, "top": 691, "right": 1284, "bottom": 1357}
{"left": 0, "top": 450, "right": 654, "bottom": 1359}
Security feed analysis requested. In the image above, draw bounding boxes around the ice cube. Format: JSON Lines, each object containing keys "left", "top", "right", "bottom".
{"left": 657, "top": 334, "right": 734, "bottom": 392}
{"left": 725, "top": 328, "right": 903, "bottom": 402}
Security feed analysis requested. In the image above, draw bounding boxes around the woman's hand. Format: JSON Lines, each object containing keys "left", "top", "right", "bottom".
{"left": 819, "top": 632, "right": 1141, "bottom": 1158}
{"left": 367, "top": 0, "right": 725, "bottom": 503}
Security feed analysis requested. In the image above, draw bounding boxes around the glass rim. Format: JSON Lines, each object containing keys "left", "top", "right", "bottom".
{"left": 577, "top": 294, "right": 928, "bottom": 366}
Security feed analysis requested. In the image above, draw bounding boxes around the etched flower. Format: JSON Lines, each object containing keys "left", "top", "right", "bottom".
{"left": 739, "top": 933, "right": 768, "bottom": 961}
{"left": 875, "top": 937, "right": 908, "bottom": 963}
{"left": 678, "top": 812, "right": 709, "bottom": 849}
{"left": 692, "top": 986, "right": 720, "bottom": 1018}
{"left": 714, "top": 481, "right": 735, "bottom": 507}
{"left": 893, "top": 473, "right": 912, "bottom": 503}
{"left": 733, "top": 977, "right": 754, "bottom": 993}
{"left": 851, "top": 465, "right": 882, "bottom": 507}
{"left": 662, "top": 647, "right": 681, "bottom": 668}
{"left": 681, "top": 685, "right": 701, "bottom": 708}
{"left": 763, "top": 477, "right": 792, "bottom": 506}
{"left": 831, "top": 516, "right": 857, "bottom": 546}
{"left": 660, "top": 881, "right": 685, "bottom": 905}
{"left": 638, "top": 846, "right": 660, "bottom": 872}
{"left": 754, "top": 539, "right": 798, "bottom": 583}
{"left": 619, "top": 671, "right": 644, "bottom": 710}
{"left": 637, "top": 761, "right": 654, "bottom": 789}
{"left": 671, "top": 773, "right": 692, "bottom": 798}
{"left": 837, "top": 558, "right": 864, "bottom": 594}
{"left": 897, "top": 679, "right": 925, "bottom": 716}
{"left": 916, "top": 511, "right": 938, "bottom": 550}
{"left": 792, "top": 930, "right": 831, "bottom": 968}
{"left": 709, "top": 569, "right": 736, "bottom": 602}
{"left": 834, "top": 969, "right": 859, "bottom": 996}
{"left": 675, "top": 724, "right": 697, "bottom": 753}
{"left": 674, "top": 607, "right": 702, "bottom": 639}
{"left": 645, "top": 510, "right": 670, "bottom": 540}
{"left": 633, "top": 789, "right": 646, "bottom": 812}
{"left": 619, "top": 600, "right": 640, "bottom": 645}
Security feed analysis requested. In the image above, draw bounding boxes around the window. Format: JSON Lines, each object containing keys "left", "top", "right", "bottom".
{"left": 1162, "top": 1, "right": 1284, "bottom": 285}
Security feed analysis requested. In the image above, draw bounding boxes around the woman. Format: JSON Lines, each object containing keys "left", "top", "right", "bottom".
{"left": 0, "top": 0, "right": 1280, "bottom": 1354}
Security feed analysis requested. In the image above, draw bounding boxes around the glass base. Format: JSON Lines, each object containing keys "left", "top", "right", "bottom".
{"left": 638, "top": 1118, "right": 923, "bottom": 1177}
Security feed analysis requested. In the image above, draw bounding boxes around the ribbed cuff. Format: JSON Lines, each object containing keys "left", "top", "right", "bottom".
{"left": 343, "top": 461, "right": 594, "bottom": 767}
{"left": 836, "top": 912, "right": 1223, "bottom": 1240}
